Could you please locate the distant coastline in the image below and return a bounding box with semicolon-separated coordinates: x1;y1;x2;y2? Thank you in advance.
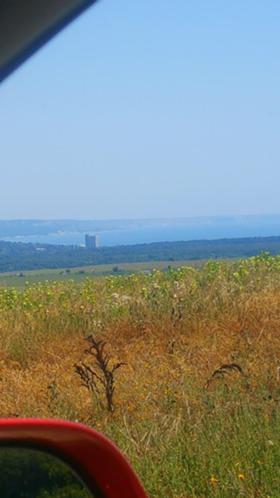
1;215;280;247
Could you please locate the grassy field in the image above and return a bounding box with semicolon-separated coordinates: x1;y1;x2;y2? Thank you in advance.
1;253;280;496
0;259;203;289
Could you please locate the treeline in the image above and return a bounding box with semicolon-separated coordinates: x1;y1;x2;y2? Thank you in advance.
1;236;280;272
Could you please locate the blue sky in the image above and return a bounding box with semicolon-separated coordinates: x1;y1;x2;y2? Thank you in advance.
0;0;279;219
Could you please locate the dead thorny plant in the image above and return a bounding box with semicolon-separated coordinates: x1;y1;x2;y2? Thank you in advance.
205;363;245;389
74;335;125;412
47;379;59;410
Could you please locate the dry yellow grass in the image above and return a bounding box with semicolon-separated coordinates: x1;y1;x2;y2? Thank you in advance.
1;253;280;496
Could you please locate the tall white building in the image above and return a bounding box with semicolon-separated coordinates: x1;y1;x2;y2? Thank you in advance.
85;234;99;249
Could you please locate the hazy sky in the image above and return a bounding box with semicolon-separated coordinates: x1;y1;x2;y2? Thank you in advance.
0;0;279;219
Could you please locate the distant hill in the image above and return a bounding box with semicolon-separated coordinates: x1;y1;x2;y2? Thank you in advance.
1;216;280;247
0;219;134;237
1;236;280;273
1;215;280;240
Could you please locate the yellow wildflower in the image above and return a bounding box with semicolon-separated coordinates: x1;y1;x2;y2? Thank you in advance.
209;475;218;486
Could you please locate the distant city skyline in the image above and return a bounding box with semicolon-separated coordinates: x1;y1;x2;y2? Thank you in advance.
1;1;279;219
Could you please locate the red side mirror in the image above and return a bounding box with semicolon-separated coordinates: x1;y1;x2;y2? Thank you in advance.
0;418;147;498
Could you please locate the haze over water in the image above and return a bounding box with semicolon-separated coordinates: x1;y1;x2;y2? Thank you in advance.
2;216;280;247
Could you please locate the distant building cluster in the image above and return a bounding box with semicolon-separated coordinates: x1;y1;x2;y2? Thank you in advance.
85;234;99;249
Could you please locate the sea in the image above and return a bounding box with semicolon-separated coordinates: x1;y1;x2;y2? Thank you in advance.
3;216;280;247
